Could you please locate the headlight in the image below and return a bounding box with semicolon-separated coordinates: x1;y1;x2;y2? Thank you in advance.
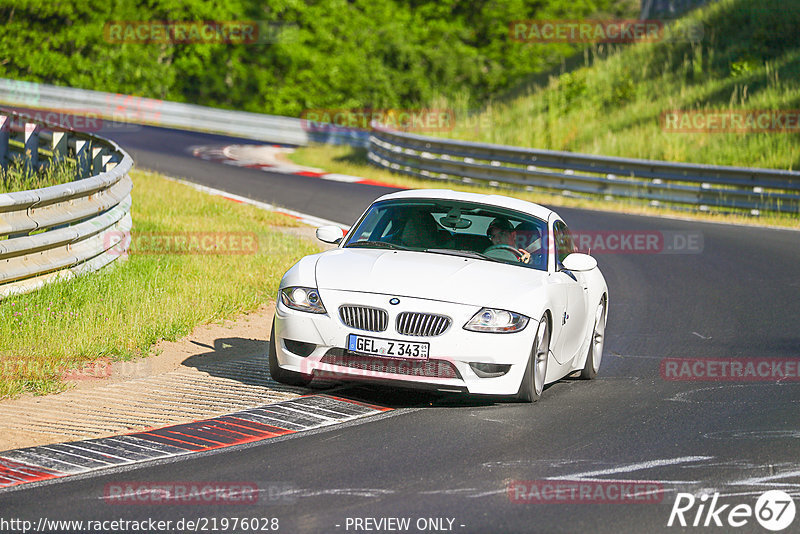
280;286;327;314
464;308;529;333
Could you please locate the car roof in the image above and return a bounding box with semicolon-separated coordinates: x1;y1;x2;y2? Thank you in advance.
374;189;557;222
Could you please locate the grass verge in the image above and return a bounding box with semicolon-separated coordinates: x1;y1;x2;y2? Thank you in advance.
288;144;800;229
0;153;78;194
434;0;800;170
0;169;320;399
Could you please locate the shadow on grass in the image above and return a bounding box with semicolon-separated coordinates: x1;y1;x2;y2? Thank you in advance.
332;146;370;165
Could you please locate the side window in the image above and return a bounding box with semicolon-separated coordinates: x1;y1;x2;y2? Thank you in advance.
553;221;575;266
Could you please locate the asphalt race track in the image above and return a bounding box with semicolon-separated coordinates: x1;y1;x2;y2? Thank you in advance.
2;124;799;533
100;124;386;225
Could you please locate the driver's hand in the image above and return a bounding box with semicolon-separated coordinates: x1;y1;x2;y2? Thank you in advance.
518;249;531;263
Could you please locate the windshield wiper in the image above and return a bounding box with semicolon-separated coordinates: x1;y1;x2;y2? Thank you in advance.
345;240;409;250
423;248;503;263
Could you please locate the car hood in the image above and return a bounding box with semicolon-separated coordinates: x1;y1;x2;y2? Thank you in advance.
315;248;547;308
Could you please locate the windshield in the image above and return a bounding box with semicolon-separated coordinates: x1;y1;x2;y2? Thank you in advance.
343;199;548;271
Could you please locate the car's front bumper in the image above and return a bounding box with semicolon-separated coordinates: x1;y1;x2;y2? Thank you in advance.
273;289;536;396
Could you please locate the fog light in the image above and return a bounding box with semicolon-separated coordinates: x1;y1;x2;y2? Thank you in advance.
469;362;512;378
283;339;317;357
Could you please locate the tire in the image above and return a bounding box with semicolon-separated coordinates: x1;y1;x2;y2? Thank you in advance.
580;297;606;380
268;319;312;387
514;314;550;402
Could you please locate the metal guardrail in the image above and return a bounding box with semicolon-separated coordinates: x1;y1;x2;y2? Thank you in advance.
0;110;133;299
4;78;796;214
0;78;369;147
368;125;800;214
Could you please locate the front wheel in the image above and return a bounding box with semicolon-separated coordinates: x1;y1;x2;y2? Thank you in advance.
268;319;312;387
514;315;550;402
579;297;606;379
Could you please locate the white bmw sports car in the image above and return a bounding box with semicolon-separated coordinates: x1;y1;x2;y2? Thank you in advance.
270;189;608;402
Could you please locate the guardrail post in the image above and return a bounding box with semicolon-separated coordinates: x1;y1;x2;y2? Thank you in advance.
24;122;40;173
92;146;108;175
74;139;90;177
0;114;8;168
104;152;122;171
50;131;68;162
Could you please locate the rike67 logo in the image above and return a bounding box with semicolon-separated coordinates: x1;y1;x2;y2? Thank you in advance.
668;490;796;531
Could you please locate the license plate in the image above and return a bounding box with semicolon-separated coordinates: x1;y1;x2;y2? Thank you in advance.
347;334;429;360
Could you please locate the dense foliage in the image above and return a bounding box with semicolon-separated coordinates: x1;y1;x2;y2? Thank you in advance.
0;0;636;115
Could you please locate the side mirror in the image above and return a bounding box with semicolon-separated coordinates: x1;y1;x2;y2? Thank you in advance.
316;225;345;245
561;253;597;272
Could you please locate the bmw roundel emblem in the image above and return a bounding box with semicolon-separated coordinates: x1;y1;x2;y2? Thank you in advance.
389;298;400;305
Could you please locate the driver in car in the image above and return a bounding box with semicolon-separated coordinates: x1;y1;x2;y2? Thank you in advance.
486;217;531;263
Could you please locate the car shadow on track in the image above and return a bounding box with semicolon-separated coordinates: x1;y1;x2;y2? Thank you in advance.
179;337;280;389
179;336;571;410
324;383;565;410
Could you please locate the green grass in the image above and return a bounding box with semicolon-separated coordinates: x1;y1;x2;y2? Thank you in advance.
0;154;78;193
288;144;800;229
434;0;800;171
0;169;319;400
